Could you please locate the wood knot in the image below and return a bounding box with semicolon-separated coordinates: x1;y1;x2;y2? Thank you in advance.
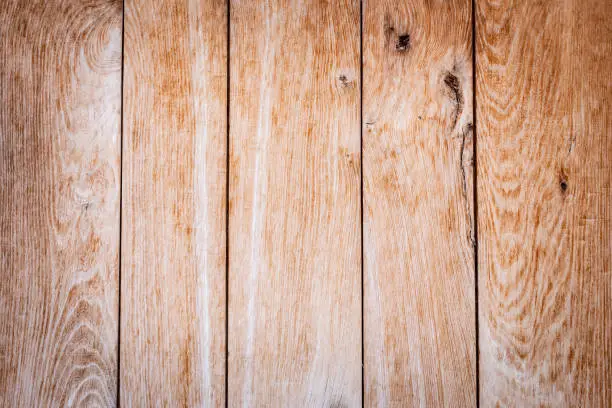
443;69;464;129
396;34;411;51
338;74;353;89
444;72;461;98
558;167;569;194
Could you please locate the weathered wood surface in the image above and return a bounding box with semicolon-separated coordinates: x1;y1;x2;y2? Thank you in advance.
121;0;227;405
477;0;611;405
362;0;476;406
0;0;122;405
228;0;362;405
3;1;611;406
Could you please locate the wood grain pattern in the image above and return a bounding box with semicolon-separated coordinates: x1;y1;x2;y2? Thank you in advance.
121;0;227;405
477;0;611;405
362;0;476;406
0;0;122;406
228;0;361;405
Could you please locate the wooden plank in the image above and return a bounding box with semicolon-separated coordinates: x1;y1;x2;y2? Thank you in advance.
362;0;476;406
477;0;611;405
121;0;227;405
228;0;361;405
0;0;121;405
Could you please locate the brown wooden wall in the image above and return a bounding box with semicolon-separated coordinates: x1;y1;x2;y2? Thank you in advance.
1;0;610;406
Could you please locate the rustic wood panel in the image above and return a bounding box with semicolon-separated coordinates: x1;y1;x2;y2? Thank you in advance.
362;0;476;406
0;0;122;405
228;0;362;405
121;0;227;405
477;0;611;405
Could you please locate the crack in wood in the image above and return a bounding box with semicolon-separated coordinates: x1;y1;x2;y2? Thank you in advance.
444;68;464;130
460;123;475;247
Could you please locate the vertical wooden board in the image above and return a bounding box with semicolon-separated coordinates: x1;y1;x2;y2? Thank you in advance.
228;0;361;405
362;0;476;406
477;0;611;405
121;0;227;405
0;0;121;406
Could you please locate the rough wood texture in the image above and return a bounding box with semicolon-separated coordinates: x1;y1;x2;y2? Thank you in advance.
228;0;362;405
477;0;611;405
0;0;122;406
121;0;227;405
362;0;476;406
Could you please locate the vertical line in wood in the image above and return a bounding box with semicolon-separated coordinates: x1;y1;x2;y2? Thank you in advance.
225;1;231;407
360;0;365;407
118;0;125;406
471;0;480;406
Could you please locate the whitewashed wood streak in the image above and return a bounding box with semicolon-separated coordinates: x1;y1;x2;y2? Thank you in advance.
0;0;122;406
478;0;611;405
121;0;227;405
363;0;476;406
228;0;362;406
